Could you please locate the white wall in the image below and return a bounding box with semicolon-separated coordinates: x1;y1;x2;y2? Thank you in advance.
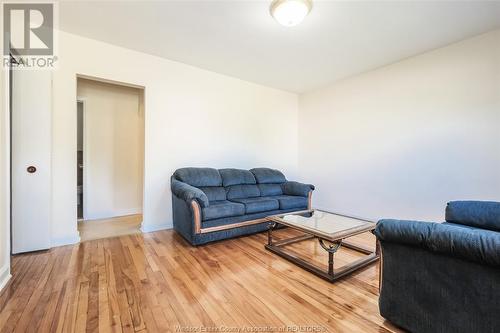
52;31;298;241
299;29;500;222
77;79;144;220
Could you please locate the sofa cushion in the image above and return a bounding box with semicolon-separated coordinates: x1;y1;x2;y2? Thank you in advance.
219;168;256;186
250;168;286;184
230;197;279;214
202;200;245;221
199;186;226;201
266;195;308;210
445;201;500;232
174;167;222;187
258;184;283;196
201;208;311;230
226;184;261;200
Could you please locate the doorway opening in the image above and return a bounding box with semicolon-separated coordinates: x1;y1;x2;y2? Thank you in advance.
76;77;145;242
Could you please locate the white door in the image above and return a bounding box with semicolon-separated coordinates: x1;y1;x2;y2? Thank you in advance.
11;69;52;254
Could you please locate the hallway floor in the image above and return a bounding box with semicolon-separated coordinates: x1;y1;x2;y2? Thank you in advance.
77;214;142;242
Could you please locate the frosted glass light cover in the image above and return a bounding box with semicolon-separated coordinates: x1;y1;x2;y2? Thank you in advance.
270;0;312;27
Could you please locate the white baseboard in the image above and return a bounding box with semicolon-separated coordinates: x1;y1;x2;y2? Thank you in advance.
140;223;172;233
51;232;81;248
0;264;11;292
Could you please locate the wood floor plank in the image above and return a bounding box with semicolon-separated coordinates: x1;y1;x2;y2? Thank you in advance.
169;237;255;327
1;253;51;333
0;228;403;333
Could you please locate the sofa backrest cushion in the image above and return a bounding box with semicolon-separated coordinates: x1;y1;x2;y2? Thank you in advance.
250;168;286;184
199;186;226;202
445;201;500;232
173;167;222;187
226;184;261;200
258;184;283;196
219;168;256;186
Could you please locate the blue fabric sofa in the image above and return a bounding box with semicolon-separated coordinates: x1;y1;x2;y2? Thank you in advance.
171;167;314;245
374;201;500;333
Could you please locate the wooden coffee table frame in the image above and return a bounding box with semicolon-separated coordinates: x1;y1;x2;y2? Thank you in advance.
265;211;380;282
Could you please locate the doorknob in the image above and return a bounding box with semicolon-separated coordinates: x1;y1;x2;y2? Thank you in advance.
27;166;37;173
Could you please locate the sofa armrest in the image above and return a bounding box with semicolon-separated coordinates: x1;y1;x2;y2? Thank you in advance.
282;181;315;197
171;179;209;208
374;219;500;267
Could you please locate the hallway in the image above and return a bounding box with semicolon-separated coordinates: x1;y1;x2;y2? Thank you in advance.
77;214;142;242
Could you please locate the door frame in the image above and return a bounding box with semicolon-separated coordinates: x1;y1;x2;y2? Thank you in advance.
1;56;12;285
76;98;88;220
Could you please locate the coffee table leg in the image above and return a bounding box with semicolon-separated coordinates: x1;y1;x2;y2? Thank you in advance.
328;252;333;276
319;239;342;278
267;222;278;246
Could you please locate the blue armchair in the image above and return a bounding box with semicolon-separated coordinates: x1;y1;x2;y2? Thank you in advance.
374;201;500;333
171;167;314;245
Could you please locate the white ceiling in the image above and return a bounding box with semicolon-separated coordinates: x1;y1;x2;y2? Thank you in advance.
59;1;500;93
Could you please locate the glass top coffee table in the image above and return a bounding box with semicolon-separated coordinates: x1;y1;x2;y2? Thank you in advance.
266;209;379;282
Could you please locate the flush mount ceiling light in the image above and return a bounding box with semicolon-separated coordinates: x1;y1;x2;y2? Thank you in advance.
270;0;312;27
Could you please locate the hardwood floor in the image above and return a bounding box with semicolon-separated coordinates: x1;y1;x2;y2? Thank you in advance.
0;228;403;333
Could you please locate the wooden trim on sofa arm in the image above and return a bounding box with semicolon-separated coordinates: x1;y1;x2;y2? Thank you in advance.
190;199;313;235
191;200;202;234
307;190;313;210
200;218;270;234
